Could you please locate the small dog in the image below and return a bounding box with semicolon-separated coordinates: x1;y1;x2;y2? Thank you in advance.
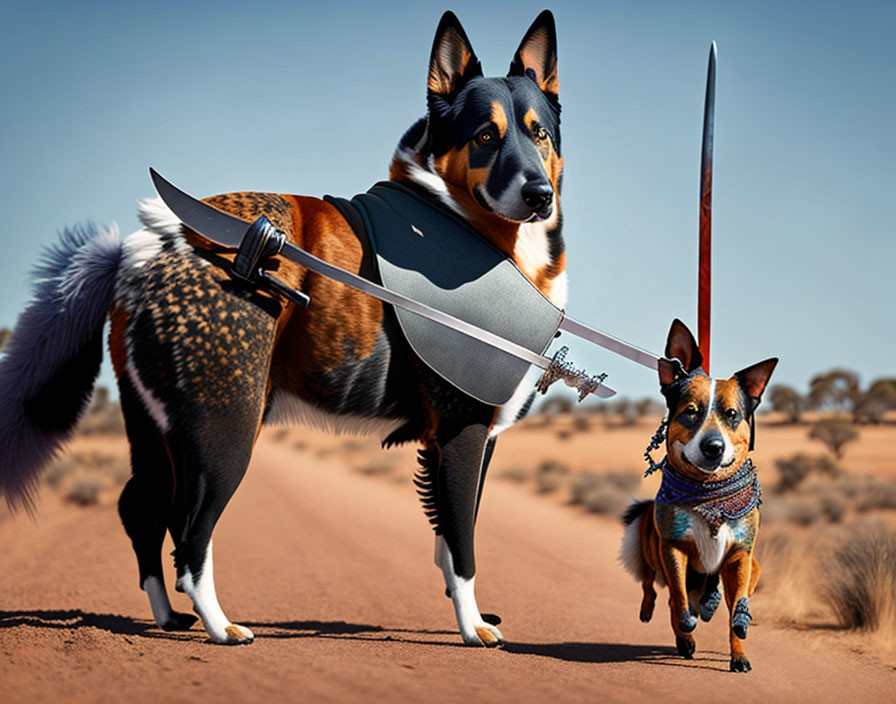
0;11;564;647
620;319;777;672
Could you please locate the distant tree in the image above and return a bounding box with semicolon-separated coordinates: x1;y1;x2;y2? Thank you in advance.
0;327;11;351
853;378;896;424
634;397;665;418
769;384;803;424
809;417;859;459
540;397;574;416
808;369;861;412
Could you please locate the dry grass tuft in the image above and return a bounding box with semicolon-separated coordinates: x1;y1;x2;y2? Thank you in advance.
819;527;896;633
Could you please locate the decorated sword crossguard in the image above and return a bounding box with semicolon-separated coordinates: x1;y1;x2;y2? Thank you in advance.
535;346;608;402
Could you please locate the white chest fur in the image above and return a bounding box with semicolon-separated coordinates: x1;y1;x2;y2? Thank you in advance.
683;511;734;574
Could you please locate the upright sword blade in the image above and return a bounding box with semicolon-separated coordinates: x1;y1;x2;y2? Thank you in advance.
698;41;716;374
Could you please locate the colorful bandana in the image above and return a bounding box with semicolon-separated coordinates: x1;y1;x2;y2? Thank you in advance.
654;457;761;535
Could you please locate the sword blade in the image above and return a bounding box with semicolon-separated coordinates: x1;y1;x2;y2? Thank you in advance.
698;41;716;374
149;168;616;399
150;167;249;247
558;317;659;370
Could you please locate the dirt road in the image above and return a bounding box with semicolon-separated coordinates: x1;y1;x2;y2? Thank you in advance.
1;434;893;702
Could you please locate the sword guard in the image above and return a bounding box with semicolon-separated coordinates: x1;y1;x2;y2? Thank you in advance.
230;215;309;307
232;215;286;283
536;346;608;402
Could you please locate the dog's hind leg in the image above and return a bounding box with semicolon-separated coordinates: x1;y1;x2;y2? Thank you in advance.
117;379;196;631
424;410;503;647
170;413;262;645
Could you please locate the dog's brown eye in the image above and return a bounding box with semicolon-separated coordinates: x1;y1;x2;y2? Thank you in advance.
535;126;548;141
684;403;699;415
726;409;739;420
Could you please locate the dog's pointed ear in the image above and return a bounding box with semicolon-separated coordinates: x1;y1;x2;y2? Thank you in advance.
427;11;483;107
508;10;559;107
662;319;703;378
734;358;779;405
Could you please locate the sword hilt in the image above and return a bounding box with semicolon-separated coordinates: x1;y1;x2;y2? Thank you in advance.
536;346;608;402
232;215;286;282
232;215;310;308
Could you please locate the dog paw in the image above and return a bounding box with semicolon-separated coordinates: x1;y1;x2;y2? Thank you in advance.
699;589;722;622
676;635;696;659
160;611;198;632
639;608;653;623
679;611;698;633
218;623;254;645
730;655;752;673
464;622;504;648
732;597;752;639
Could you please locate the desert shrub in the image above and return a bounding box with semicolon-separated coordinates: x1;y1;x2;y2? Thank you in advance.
854;480;896;513
774;453;840;493
809;417;859;459
818;527;896;631
535;460;570;494
357;455;397;476
44;457;76;488
499;467;530;484
818;492;847;523
569;471;639;515
64;474;105;505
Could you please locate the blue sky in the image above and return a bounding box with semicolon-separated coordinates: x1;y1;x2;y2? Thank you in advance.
1;0;894;402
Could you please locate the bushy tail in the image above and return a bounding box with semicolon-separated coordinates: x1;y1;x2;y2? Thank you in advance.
619;500;653;583
0;223;122;511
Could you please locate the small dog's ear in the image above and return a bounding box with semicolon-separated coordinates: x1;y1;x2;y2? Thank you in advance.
428;11;483;107
507;10;559;107
735;358;779;404
664;319;703;375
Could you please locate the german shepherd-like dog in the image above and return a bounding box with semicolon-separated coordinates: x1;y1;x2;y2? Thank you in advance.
0;12;565;646
620;320;777;672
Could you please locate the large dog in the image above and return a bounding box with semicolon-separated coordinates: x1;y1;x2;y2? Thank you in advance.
620;320;777;671
0;11;565;646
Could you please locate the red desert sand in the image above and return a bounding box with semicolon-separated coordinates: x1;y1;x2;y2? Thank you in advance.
2;416;895;703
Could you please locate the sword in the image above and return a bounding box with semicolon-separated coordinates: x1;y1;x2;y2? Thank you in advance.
149;168;630;400
698;41;716;374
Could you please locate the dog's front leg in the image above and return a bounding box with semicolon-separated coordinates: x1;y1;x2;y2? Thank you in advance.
428;419;503;647
720;548;755;672
659;543;697;658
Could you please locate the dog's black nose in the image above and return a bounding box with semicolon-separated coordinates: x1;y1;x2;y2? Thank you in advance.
521;181;553;215
700;434;725;461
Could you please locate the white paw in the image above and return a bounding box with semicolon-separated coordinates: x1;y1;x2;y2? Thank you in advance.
463;621;504;647
212;623;254;645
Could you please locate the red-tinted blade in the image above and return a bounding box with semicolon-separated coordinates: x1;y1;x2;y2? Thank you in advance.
698;41;716;374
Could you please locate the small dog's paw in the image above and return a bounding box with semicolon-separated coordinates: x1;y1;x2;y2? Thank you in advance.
160;611;198;632
221;623;255;645
730;655;752;673
466;622;504;648
639;608;653;623
699;589;722;622
676;635;696;659
679;611;698;633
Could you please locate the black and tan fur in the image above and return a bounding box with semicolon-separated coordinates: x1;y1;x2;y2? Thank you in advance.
620;320;777;671
0;11;566;647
